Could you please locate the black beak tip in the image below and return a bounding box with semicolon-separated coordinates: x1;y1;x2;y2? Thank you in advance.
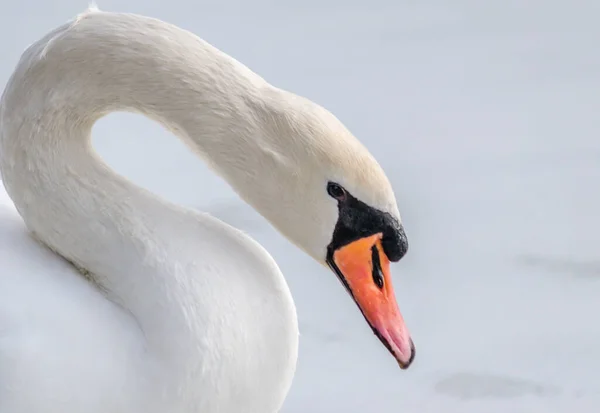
398;338;416;370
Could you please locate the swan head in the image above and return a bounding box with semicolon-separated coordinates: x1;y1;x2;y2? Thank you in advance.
218;88;415;369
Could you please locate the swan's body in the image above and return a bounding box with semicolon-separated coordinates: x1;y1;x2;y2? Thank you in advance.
0;8;413;413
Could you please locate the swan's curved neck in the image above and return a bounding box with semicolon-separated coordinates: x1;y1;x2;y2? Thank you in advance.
0;11;296;373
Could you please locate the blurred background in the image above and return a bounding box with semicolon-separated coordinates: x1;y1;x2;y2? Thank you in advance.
1;1;599;412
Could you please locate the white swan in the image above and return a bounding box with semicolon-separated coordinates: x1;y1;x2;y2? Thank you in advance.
0;8;414;413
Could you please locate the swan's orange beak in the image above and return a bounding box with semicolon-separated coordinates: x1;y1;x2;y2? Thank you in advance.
329;233;415;369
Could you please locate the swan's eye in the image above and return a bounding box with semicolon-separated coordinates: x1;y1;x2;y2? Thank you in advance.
327;182;347;201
